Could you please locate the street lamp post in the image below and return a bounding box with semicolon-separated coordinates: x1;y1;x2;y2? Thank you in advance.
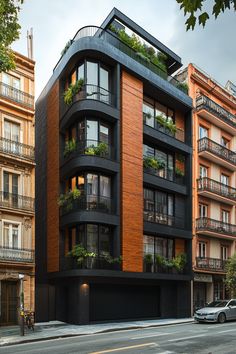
19;273;24;336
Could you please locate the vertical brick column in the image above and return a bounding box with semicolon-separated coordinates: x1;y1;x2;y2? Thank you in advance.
121;71;143;272
47;81;60;272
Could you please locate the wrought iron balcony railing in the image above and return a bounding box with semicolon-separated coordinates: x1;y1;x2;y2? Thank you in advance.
196;217;236;236
0;246;34;263
0;192;35;212
198;137;236;165
143;209;185;229
0;136;34;161
54;26;188;94
196;95;236;128
197;177;236;201
0;82;34;109
60;194;113;216
143;113;185;142
195;257;227;272
63;139;115;162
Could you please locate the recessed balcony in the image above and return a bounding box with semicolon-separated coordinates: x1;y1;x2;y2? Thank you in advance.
60;194;113;216
195;257;226;273
0;136;35;162
198;137;236;171
196;217;236;239
60;255;120;271
0;82;34;109
0;192;35;213
143;210;184;229
196;95;236;133
0;246;34;263
197;177;236;205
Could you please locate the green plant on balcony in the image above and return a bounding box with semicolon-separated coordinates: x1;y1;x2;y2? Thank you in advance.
63;78;84;105
165;120;177;134
155;113;167;127
104;254;122;265
143;156;165;170
85;142;108;156
63;138;77;157
58;187;81;211
175;166;185;177
144;253;153;272
172;253;187;272
61;39;73;56
144;112;153;120
176;81;189;94
68;244;97;266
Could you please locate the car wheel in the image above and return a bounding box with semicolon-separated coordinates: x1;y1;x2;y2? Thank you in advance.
218;312;226;324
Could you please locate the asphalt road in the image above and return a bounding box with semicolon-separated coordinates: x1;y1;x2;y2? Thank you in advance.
1;321;236;354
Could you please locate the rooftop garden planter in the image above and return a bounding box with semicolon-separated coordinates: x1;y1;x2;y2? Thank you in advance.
176;81;189;94
61;39;73;56
63;78;84;105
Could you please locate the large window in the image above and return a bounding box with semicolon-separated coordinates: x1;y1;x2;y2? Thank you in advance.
69;60;110;104
143;144;174;180
144;188;174;224
68;224;112;257
143;96;174;129
143;235;174;260
2;222;20;249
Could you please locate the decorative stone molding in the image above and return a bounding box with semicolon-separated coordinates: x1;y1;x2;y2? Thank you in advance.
24;217;32;230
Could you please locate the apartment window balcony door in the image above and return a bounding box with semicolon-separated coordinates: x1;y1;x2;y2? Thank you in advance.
3;120;21;155
221;174;229;196
3;172;19;208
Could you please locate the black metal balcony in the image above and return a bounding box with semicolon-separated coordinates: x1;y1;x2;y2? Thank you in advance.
196;217;236;236
0;246;34;263
143;164;185;185
60;255;120;271
196;95;236;128
198;137;236;165
197;177;236;201
143;209;185;229
0;136;34;161
60;194;113;216
143;113;185;142
0;192;35;212
61;84;116;117
63;139;115;162
54;26;188;94
196;257;227;272
0;82;34;109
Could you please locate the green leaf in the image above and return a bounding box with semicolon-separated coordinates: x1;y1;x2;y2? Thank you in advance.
198;12;210;26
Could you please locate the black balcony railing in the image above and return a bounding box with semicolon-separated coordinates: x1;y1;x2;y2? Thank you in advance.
0;246;34;263
54;26;188;94
61;84;116;116
196;95;236;128
0;136;34;161
63;139;115;162
60;255;120;271
143;259;187;274
143;113;185;142
60;194;113;216
143;164;185;185
196;217;236;236
198;137;236;165
197;177;236;201
0;82;34;109
196;257;227;272
0;192;35;212
143;209;185;229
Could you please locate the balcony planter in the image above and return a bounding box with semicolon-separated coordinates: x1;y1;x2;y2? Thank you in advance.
85;142;108;157
63;138;77;158
58;187;81;211
143;156;165;174
144;254;153;272
63;78;84;105
85;254;97;269
172;253;187;274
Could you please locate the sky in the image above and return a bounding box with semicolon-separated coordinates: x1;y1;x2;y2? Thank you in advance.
12;0;236;99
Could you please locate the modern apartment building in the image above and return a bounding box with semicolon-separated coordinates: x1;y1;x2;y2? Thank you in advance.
36;8;192;324
177;64;236;309
0;52;35;325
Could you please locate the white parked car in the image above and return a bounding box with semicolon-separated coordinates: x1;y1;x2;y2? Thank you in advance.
194;299;236;323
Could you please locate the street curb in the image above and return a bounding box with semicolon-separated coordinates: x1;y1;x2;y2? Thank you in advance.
0;319;194;347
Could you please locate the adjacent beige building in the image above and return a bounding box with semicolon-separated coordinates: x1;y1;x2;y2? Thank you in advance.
0;52;35;325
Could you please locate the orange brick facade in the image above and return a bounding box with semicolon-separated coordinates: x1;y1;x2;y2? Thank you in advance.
121;71;143;272
47;81;60;272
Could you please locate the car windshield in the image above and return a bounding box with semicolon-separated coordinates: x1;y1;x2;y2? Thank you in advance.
206;300;228;308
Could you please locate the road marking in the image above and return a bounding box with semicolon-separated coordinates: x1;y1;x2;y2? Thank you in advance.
130;332;171;340
89;342;158;353
168;333;206;342
218;329;236;333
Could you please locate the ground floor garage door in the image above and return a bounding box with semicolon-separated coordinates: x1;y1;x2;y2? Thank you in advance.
90;284;160;322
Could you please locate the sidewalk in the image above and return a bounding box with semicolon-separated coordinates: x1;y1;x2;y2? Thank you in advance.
0;317;194;347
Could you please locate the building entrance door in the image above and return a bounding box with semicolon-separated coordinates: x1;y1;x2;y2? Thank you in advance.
194;282;206;311
0;281;19;325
